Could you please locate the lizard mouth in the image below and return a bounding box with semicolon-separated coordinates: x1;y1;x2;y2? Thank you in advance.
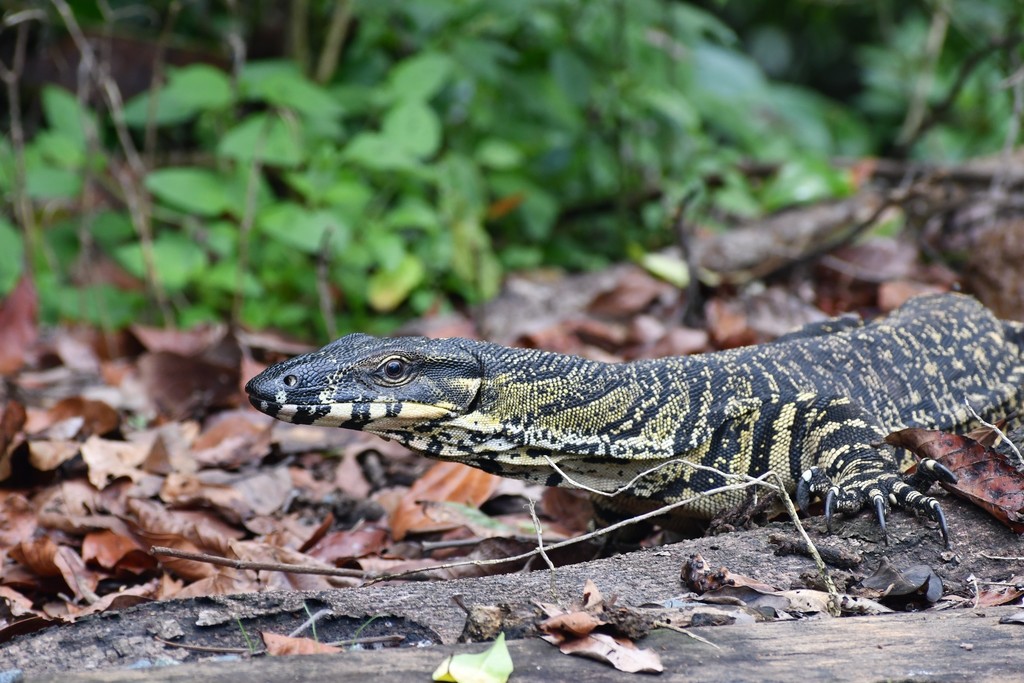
246;395;454;428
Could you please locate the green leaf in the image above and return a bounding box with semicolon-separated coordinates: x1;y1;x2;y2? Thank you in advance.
114;231;207;291
475;139;523;170
451;216;501;302
145;168;233;216
367;252;426;312
0;216;25;295
41;86;93;148
25;166;82;200
381;100;442;158
385;198;441;232
34;131;86;170
432;632;513;683
124;64;233;127
218;113;307;167
343;133;420;172
388;52;454;102
258;203;348;254
550;48;592;106
240;61;343;119
637;251;689;289
760;157;854;211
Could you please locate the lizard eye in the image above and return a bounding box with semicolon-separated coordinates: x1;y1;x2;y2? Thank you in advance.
284;374;298;387
380;357;410;382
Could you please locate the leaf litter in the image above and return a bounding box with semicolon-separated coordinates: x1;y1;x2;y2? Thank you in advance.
1;216;1023;662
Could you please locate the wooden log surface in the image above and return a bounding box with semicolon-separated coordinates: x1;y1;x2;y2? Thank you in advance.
47;605;1024;683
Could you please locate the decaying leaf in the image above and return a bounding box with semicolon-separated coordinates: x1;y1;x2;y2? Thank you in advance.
859;557;943;607
537;580;661;674
0;400;27;482
0;276;38;375
390;461;501;540
974;574;1024;607
681;553;778;594
261;631;342;655
555;632;664;674
433;631;514;683
885;428;1024;533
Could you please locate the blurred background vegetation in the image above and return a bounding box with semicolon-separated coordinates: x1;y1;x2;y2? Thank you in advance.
1;0;1021;341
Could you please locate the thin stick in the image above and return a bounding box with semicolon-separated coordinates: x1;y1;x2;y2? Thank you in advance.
365;474;778;585
149;546;366;579
654;621;720;650
768;472;840;617
964;398;1023;467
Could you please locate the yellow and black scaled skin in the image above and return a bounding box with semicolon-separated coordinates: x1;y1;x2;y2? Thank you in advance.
246;293;1024;545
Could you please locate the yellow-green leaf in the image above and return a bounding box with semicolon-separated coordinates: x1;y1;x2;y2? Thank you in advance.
367;253;426;312
432;633;513;683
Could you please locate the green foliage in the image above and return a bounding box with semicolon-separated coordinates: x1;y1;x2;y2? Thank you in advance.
3;0;1019;339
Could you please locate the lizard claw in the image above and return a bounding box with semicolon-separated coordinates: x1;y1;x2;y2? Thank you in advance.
873;495;888;545
824;488;836;532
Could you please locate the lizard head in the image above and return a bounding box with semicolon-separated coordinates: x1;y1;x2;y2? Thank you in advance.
245;334;483;430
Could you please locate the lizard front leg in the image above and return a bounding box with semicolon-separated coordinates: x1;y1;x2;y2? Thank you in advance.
791;395;955;546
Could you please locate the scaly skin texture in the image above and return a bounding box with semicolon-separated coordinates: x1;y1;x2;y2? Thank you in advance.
246;293;1024;542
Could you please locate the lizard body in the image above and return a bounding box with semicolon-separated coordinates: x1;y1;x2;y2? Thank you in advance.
246;293;1024;543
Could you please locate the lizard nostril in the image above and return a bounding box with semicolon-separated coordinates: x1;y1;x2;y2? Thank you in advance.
283;374;298;387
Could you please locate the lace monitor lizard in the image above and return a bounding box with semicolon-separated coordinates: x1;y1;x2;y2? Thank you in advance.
246;293;1024;545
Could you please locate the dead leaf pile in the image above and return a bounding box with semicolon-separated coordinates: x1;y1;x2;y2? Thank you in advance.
537;580;663;674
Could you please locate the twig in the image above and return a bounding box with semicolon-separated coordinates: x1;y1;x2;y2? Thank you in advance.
897;32;1024;155
0;11;43;271
149;546;367;579
980;553;1024;561
51;0;172;325
767;472;840;617
365;474;779;585
542;453;755;498
289;0;311;73
896;6;949;147
327;634;406;647
154;637;256;655
315;0;353;85
289;608;333;638
316;227;337;339
964;398;1024;467
654;621;720;650
527;499;555;572
143;1;182;161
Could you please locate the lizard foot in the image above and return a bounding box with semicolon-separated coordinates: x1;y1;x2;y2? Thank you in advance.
795;466;951;547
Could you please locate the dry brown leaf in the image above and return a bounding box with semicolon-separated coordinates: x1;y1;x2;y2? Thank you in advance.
9;537;98;602
80;435;151;489
64;580;157;619
306;527;389;565
886;428;1024;533
228;540;357;591
125;499;234;581
261;631;341;655
81;529;156;575
130;323;228;356
390;461;501;540
0;400;27;483
975;575;1024;607
0;492;37;548
0;276;38;375
137;351;239;419
540;488;594;536
548;632;663;674
587;266;675;318
41;397;120;439
191;409;273;468
538;611;604;640
170;568;257;598
27;440;81;472
160;466;291;523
